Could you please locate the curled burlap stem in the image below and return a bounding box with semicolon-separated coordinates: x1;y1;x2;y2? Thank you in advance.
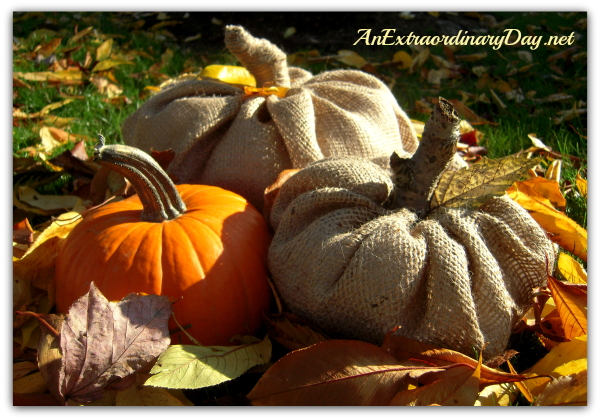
224;25;291;88
390;97;460;216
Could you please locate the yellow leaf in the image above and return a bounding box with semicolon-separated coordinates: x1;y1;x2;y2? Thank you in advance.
507;189;587;261
392;51;413;69
96;38;113;61
545;159;562;182
547;275;587;339
576;172;587;198
337;50;367;68
524;335;587;396
535;367;586;406
507;360;533;403
115;384;186;406
508;177;566;211
199;64;256;86
39;99;76;116
69;26;93;44
13;361;39;381
557;253;586;284
92;59;134;72
411;119;425;138
37;37;62;58
475;383;518;406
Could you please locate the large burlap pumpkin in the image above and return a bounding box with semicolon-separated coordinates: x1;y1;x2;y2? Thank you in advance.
267;100;556;360
122;25;427;210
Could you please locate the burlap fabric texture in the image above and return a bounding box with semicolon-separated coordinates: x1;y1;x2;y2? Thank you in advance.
268;157;557;359
122;25;422;211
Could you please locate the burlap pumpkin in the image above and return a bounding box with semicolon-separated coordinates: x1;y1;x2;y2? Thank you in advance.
267;102;556;360
122;25;424;210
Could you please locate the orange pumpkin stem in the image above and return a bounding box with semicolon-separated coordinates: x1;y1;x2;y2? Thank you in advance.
93;135;186;222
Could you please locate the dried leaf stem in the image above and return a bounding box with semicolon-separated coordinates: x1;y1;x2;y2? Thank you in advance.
390;97;460;215
93;134;186;222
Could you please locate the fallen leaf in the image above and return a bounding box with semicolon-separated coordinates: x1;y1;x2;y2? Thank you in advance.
410;48;430;71
547;46;579;63
381;334;533;389
283;27;296;38
56;283;172;403
13;361;38;381
92;59;134;72
557;253;586;284
389;353;482;406
507;360;533;403
36;313;65;404
507;186;587;261
534;369;586;406
524;335;587;396
18;186;81;212
475;383;518;406
392;51;412;69
115;374;187;406
247;339;437;405
263;312;329;351
13;392;61;406
145;335;272;389
13;372;49;394
431;156;543;210
575;172;587;198
546;276;587;339
69;26;93;44
337;50;367;68
96;38;113;61
455;52;488;62
508;177;566;211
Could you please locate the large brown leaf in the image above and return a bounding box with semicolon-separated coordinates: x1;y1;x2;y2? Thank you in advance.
247;340;442;406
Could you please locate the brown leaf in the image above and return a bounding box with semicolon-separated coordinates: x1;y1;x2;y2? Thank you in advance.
247;339;439;405
381;333;533;389
57;283;172;404
13;392;61;406
546;276;587;339
263;312;329;351
389;353;482;406
36;313;65;404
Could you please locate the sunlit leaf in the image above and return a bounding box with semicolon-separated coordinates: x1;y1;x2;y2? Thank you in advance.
534;368;586;406
91;59;134;73
507;360;533;403
508;177;566;211
337;50;367;68
507;186;587;261
247;340;438;405
547;276;587;339
431;155;542;209
96;38;113;61
557;252;587;284
145;336;272;389
17;186;81;212
69;26;93;44
576;172;587;198
475;383;518;406
13;372;48;394
410;48;430;70
199;64;256;86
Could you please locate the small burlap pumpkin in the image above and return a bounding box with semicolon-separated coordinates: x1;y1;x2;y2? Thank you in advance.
122;25;424;210
267;100;556;360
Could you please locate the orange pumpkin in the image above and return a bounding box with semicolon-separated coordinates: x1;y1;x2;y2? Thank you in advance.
55;137;272;346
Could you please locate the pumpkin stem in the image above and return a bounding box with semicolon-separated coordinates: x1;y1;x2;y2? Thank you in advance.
93;135;186;222
389;97;460;216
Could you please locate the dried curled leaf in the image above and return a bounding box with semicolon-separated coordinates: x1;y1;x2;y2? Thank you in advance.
534;369;587;406
57;283;172;404
263;312;329;351
145;336;272;389
431;156;543;210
